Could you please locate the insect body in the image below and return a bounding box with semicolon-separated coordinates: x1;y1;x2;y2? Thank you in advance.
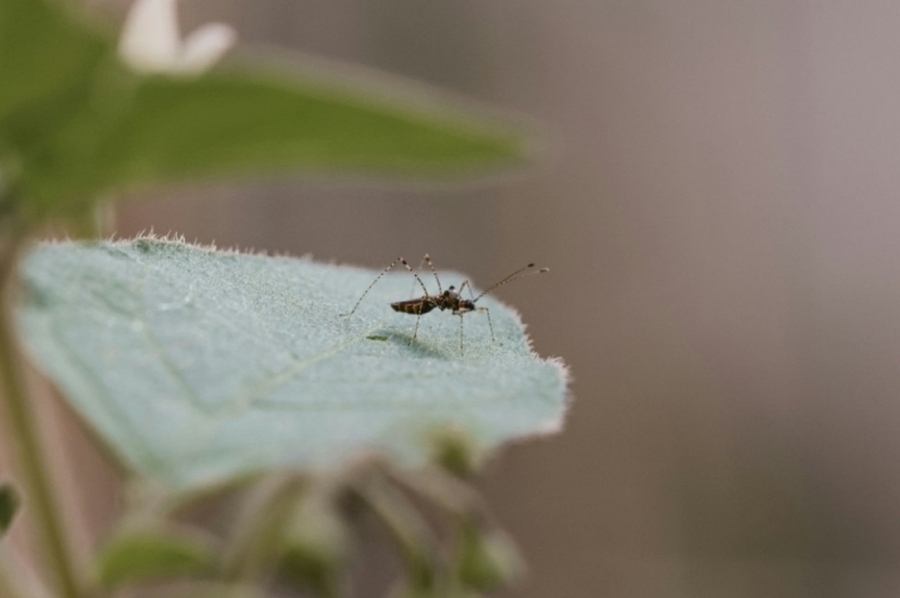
342;255;548;353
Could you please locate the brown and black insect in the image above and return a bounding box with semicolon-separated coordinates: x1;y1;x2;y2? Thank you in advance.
341;254;548;352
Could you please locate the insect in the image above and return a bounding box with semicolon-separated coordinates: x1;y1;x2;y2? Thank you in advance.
341;254;548;353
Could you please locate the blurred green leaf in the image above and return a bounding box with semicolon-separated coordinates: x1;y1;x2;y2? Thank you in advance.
19;70;530;215
0;0;109;125
96;526;216;588
142;583;268;598
109;71;529;183
0;480;20;537
0;0;119;219
18;238;568;489
429;426;483;477
279;494;349;596
455;522;521;592
0;0;531;220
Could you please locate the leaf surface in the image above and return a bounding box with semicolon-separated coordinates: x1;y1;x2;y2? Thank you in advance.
18;239;568;489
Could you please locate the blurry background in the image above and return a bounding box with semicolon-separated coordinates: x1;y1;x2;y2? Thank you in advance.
30;1;900;596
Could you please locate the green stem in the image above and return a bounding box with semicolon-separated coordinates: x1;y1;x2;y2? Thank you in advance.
355;475;439;591
380;463;486;522
0;238;83;598
220;473;303;581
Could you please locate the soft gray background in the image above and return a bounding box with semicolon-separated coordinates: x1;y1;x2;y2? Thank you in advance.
23;1;900;597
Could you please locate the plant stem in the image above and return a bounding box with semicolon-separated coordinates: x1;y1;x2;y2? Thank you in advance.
220;473;303;581
355;475;439;591
0;238;83;598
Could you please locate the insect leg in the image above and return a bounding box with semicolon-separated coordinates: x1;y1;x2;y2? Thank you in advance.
423;254;443;294
408;254;442;297
408;255;426;296
458;280;495;344
412;313;421;344
342;257;430;316
477;307;495;343
458;313;465;354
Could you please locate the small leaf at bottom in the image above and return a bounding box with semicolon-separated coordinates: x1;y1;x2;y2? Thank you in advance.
0;480;20;537
96;526;216;588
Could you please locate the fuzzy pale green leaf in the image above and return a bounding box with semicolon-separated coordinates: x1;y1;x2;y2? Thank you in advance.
18;238;568;489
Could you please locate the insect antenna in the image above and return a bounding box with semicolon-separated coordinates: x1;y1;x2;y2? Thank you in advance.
473;263;549;302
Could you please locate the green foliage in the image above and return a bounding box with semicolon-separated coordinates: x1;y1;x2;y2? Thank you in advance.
16;69;529;220
0;0;109;126
359;476;439;593
0;480;20;537
0;3;561;598
278;493;350;597
19;238;568;490
93;72;528;189
429;426;484;478
95;525;217;588
0;0;113;218
145;585;267;598
455;522;521;592
0;0;529;221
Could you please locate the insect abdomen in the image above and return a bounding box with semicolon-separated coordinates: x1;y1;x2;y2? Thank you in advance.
391;299;436;315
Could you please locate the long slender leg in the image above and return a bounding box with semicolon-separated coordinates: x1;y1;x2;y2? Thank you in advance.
405;258;432;344
423;254;443;294
476;307;495;343
458;313;464;354
405;255;425;296
342;257;429;316
458;280;495;343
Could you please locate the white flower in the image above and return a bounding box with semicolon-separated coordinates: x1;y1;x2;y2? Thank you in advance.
118;0;237;75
